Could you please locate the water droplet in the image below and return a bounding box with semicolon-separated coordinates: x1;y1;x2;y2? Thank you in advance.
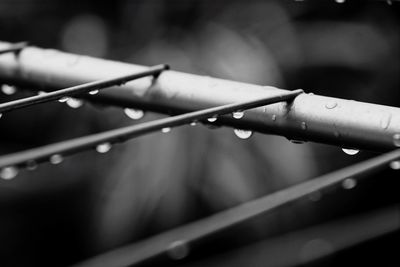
66;98;83;109
0;113;2;119
37;91;47;95
58;97;69;103
308;93;314;96
96;142;112;153
342;178;357;189
190;121;197;126
393;134;400;147
0;166;18;180
387;0;392;5
380;114;392;130
232;111;244;119
89;90;99;95
271;114;277;121
389;160;400;170
301;122;307;130
342;148;359;155
50;154;63;164
325;101;337;109
123;108;144;120
167;240;189;260
26;160;38;171
335;0;345;3
233;129;253;139
1;84;17;95
207;116;217;123
161;127;171;133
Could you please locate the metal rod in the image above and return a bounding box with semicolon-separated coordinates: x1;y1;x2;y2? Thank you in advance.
0;90;303;169
71;149;400;267
0;41;400;151
0;64;168;113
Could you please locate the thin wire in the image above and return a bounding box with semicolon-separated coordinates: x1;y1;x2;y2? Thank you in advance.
0;64;168;113
72;148;400;267
0;41;28;55
0;89;303;169
176;206;399;267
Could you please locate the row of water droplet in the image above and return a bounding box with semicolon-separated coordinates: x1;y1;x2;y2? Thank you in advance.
2;128;400;182
1;85;396;144
159;111;253;139
2;85;400;180
0;141;113;180
0;109;252;180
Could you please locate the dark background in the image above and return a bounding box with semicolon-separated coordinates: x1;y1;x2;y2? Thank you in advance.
0;0;399;266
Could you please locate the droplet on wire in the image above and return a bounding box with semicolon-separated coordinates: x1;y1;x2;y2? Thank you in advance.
232;111;244;119
50;154;63;164
0;113;2;119
389;160;400;170
1;84;17;95
89;90;99;95
0;166;18;180
190;121;197;126
207;116;217;123
58;97;70;103
325;101;337;109
335;0;345;3
161;127;171;133
96;142;112;153
123;108;144;120
393;134;400;147
167;240;190;260
342;178;357;189
233;129;253;139
66;98;83;109
380;114;391;130
342;148;359;155
26;160;38;171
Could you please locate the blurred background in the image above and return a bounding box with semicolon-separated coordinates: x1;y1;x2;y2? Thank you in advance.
0;0;399;266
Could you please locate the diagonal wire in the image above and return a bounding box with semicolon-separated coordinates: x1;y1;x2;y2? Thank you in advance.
71;148;400;267
0;89;303;169
0;64;168;114
178;205;399;267
0;41;28;55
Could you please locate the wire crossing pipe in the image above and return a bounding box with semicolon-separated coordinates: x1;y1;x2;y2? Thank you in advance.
0;41;399;151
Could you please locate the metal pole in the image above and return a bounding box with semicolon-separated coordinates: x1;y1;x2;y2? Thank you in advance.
0;41;399;151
